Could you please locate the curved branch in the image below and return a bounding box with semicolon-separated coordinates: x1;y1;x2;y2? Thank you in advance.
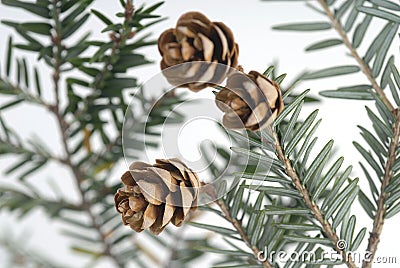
362;109;400;268
215;198;273;268
317;0;395;112
315;2;400;266
273;133;357;268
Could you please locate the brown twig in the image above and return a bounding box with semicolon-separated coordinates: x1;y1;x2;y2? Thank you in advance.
210;191;273;268
316;0;394;112
362;109;400;268
315;2;400;266
273;133;357;268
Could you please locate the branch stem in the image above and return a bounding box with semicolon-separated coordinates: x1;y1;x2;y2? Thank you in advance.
317;0;394;111
50;1;123;267
273;133;357;268
362;109;400;268
315;2;400;265
215;198;273;268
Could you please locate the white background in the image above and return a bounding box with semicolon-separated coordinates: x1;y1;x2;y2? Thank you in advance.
0;0;399;267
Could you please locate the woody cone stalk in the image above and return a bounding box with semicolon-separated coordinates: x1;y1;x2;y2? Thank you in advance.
158;11;239;91
115;158;200;235
216;71;284;131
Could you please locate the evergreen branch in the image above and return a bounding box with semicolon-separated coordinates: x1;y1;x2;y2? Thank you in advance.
0;186;81;216
1;1;186;267
49;1;123;267
55;35;125;268
273;132;357;268
85;205;124;267
362;109;400;268
0;79;51;108
317;0;395;111
0;116;64;180
0;135;64;165
214;197;273;268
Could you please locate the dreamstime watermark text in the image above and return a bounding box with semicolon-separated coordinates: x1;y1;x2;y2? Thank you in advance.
257;240;398;265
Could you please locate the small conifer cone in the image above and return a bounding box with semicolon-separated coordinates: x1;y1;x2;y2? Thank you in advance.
158;11;239;91
114;158;200;235
216;71;284;131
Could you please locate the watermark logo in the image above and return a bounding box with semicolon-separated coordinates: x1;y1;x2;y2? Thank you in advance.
257;240;398;265
336;239;348;250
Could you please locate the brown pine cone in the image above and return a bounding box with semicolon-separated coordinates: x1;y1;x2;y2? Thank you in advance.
215;71;284;131
114;158;200;235
158;11;239;92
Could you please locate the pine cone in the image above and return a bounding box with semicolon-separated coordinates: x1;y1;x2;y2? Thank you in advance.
158;11;239;92
114;158;200;235
215;71;284;131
